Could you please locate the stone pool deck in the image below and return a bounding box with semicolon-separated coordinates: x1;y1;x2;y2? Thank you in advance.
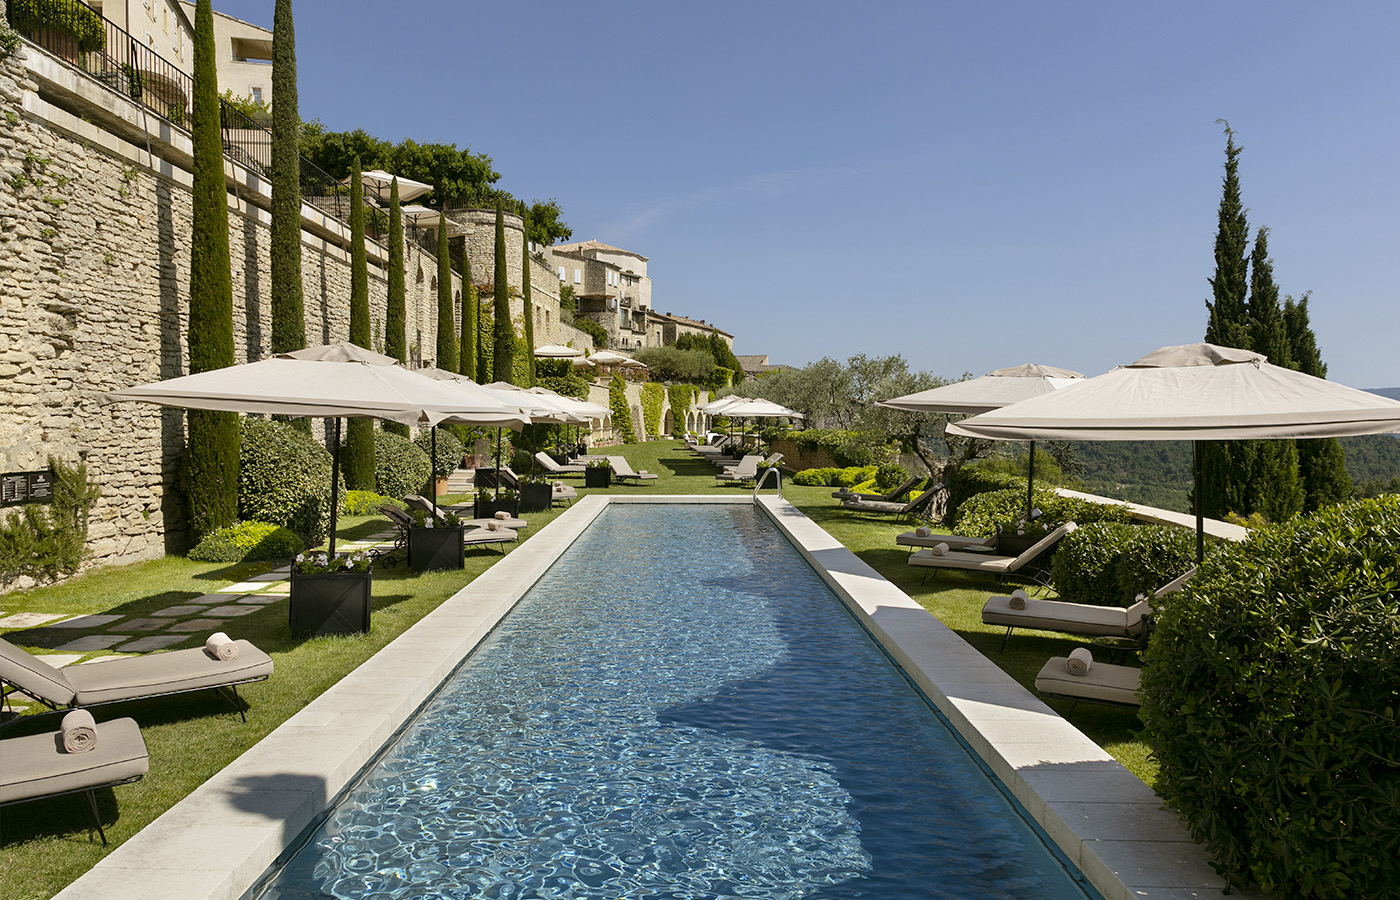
53;497;1265;900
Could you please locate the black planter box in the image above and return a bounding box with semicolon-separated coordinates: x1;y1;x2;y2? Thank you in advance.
474;496;520;519
409;525;465;572
519;483;554;513
585;466;611;488
996;532;1039;558
289;569;371;637
754;468;781;489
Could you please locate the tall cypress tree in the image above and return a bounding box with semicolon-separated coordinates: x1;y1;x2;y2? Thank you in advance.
521;225;536;387
1244;227;1302;520
343;166;376;488
185;0;238;541
381;177;408;438
491;207;515;383
268;0;303;357
1286;294;1352;511
436;212;458;372
1200;123;1259;520
459;239;476;380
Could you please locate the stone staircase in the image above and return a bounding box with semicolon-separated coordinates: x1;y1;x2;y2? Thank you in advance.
444;468;473;495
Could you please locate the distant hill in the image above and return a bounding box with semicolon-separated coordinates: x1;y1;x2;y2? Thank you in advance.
1367;387;1400;401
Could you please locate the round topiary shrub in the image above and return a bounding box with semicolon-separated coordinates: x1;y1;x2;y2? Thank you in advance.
1141;495;1400;897
239;418;341;547
374;429;431;499
944;467;1024;525
188;520;303;563
1115;523;1197;603
341;490;403;516
413;428;464;477
874;462;910;493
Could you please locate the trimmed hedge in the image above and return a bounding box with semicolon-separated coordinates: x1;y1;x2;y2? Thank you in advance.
341;490;403;516
239;418;341;547
188;521;303;563
1141;496;1400;897
790;466;877;487
783;428;894;468
874;462;909;493
1049;522;1195;605
374;429;432;499
414;428;464;478
944;467;1023;526
952;486;1135;538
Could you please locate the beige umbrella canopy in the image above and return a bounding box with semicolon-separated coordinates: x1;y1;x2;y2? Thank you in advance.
345;170;433;205
877;362;1085;517
948;342;1400;560
534;345;584;359
399;204;446;230
529;386;609;420
588;350;647;368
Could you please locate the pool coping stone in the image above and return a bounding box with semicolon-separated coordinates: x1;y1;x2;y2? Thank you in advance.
54;495;1265;900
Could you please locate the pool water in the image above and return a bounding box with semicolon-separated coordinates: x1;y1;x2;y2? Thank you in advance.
262;504;1095;899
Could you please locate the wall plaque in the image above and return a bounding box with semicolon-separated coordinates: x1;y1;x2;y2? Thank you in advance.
1;470;56;507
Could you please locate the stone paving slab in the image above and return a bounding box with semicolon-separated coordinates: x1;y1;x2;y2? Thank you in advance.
0;612;69;629
45;614;125;629
260;583;292;595
108;618;170;632
152;605;206;617
216;582;273;594
54;634;129;652
234;595;283;605
165;618;228;633
204;605;259;617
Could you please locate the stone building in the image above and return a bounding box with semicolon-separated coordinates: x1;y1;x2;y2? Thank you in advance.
177;1;273;108
646;310;734;350
552;240;653;352
90;0;194;79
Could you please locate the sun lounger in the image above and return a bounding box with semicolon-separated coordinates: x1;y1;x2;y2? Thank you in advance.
982;568;1195;650
895;529;996;554
833;475;922;503
908;521;1076;582
0;716;149;845
1035;653;1142;712
716;455;762;483
608;456;659;483
535;451;585;475
840;480;942;518
0;636;273;721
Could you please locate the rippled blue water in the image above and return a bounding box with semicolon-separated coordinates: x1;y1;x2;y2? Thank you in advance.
262;504;1094;900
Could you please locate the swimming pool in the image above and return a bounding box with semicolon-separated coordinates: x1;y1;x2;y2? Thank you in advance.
260;504;1097;900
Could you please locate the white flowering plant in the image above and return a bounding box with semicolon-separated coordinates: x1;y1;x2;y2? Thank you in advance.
293;550;372;575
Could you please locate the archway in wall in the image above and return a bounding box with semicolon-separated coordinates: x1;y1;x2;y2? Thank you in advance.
663;409;674;436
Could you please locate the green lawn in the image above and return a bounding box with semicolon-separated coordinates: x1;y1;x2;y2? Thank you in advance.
0;439;1152;899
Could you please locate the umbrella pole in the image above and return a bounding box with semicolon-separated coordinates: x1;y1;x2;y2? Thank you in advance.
1026;440;1035;521
329;417;342;559
494;428;502;501
1194;440;1205;564
431;426;438;519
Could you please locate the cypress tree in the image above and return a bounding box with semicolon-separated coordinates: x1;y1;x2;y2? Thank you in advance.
1244;227;1302;520
1286;294;1352;511
185;0;238;541
459;239;476;379
268;0;303;357
1199;123;1259;520
381;177;408;438
436;212;458;372
521;225;536;386
491;207;515;383
343;166;376;488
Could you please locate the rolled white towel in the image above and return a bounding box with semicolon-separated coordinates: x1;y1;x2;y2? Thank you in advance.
205;631;239;661
493;511;510;521
485;521;501;532
928;542;949;557
1066;647;1093;676
638;469;648;475
61;709;98;754
915;526;932;538
1008;589;1029;610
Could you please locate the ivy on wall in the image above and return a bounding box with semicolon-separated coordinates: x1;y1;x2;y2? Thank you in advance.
0;457;101;586
609;374;637;444
641;382;665;438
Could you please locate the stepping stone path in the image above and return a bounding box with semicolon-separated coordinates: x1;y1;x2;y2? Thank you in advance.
0;531;398;714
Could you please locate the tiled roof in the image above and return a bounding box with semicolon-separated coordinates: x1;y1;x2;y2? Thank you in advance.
554;239;649;261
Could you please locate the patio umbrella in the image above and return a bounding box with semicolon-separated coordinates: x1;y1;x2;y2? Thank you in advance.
415;368;537;513
105;343;527;556
534;344;584;359
480;382;590;490
529;386;609;451
876;362;1085;518
588;350;647;368
399;204;446;233
348;169;432;205
947;343;1400;561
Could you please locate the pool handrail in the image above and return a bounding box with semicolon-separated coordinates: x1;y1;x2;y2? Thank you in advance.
752;465;782;501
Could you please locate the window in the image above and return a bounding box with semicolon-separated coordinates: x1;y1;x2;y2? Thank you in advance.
574;269;582;284
251;87;262;104
558;266;565;282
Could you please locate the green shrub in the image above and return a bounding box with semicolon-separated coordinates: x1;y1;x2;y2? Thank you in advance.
9;0;106;52
341;490;403;516
641;382;665;438
1115;524;1197;602
1049;522;1138;604
0;457;100;586
874;462;909;493
188;520;302;563
239;418;341;547
373;429;432;499
790;466;878;487
608;374;636;444
783;428;894;468
944;467;1023;525
1141;496;1400;897
953;487;1135;538
413;428;464;477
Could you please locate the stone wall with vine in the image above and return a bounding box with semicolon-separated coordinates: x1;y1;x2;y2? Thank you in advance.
640;382;664;438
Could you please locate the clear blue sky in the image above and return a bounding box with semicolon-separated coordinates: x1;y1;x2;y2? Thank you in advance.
214;1;1400;388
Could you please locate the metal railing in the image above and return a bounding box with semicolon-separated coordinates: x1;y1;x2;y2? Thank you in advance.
8;1;368;238
752;466;782;501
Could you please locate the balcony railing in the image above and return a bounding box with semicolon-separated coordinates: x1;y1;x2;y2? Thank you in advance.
8;1;371;240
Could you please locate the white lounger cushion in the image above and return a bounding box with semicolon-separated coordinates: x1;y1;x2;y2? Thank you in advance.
896;531;995;551
0;717;149;805
1035;657;1141;707
982;596;1141;637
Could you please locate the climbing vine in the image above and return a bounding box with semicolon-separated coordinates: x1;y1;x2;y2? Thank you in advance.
641;383;665;438
667;384;699;436
608;374;637;444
